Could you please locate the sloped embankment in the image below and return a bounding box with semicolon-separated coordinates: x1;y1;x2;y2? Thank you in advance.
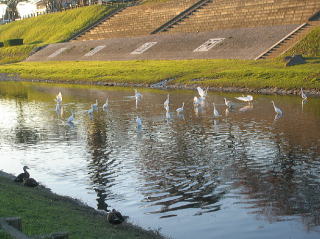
0;5;118;64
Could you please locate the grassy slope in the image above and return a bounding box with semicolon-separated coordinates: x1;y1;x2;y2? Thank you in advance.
0;58;319;90
285;25;320;57
0;5;117;64
0;175;163;239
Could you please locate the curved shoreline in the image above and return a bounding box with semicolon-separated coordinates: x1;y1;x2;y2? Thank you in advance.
0;169;165;239
1;73;320;97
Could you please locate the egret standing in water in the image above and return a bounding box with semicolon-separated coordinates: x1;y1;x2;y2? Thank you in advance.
55;103;63;118
164;94;170;110
224;98;234;108
195;87;207;105
271;101;283;115
301;88;307;100
136;116;142;129
235;95;253;103
176;102;184;114
213;103;221;118
193;96;204;106
55;92;62;104
92;99;98;111
67;112;75;124
87;105;94;115
197;86;208;99
134;89;142;100
103;98;109;111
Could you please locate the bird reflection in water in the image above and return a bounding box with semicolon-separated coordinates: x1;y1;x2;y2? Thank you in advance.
239;104;253;113
301;99;307;112
86;115;116;212
55;103;63;118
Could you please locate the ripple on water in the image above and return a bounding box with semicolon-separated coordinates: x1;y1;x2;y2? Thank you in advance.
1;83;320;239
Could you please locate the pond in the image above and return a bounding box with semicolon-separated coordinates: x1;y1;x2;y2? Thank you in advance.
0;81;320;239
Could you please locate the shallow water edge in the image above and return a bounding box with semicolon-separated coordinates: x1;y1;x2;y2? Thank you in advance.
1;73;319;97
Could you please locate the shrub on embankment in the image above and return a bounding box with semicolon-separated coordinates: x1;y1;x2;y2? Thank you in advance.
0;5;118;64
3;38;23;46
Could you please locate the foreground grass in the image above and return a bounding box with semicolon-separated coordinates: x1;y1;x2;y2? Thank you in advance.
0;174;163;239
0;58;319;90
0;5;118;64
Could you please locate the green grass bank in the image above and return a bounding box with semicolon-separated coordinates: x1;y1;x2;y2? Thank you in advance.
0;58;319;92
0;4;319;93
0;173;164;239
0;5;118;64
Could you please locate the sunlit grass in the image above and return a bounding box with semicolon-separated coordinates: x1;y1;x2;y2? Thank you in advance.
1;58;319;89
285;25;320;57
0;5;118;64
0;5;116;44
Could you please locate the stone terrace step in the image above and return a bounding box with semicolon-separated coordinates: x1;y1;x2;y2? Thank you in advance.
165;0;320;33
75;0;199;41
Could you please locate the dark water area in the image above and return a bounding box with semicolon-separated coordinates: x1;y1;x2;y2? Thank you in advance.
0;81;320;239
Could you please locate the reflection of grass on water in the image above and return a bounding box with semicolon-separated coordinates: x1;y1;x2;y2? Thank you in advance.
0;58;319;90
0;174;164;239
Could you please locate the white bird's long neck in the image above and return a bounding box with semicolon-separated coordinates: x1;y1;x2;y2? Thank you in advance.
272;102;277;110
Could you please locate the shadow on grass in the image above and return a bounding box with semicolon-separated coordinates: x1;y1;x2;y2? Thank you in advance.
305;57;320;64
30;41;43;45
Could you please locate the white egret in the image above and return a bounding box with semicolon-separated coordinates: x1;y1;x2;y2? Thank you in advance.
92;99;98;111
55;103;63;117
164;94;170;109
195;96;206;107
55;92;62;104
213;103;221;118
271;101;282;115
165;111;171;119
197;86;208;98
235;95;253;102
87;105;94;115
224;98;234;108
301;88;307;100
134;89;142;99
136;116;142;128
165;104;169;112
103;98;109;111
193;96;201;105
67;112;74;124
176;102;185;113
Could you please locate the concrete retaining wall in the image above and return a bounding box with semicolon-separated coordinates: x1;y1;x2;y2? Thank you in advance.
26;24;300;62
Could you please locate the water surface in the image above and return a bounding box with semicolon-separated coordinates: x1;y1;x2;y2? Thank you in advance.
0;81;320;239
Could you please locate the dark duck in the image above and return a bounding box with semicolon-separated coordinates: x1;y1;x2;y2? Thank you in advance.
23;177;39;187
107;209;125;225
14;166;30;182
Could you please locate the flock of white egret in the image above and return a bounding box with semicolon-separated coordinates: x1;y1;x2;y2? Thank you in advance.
54;87;309;127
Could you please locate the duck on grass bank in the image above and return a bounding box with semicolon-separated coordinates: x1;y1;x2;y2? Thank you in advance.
14;166;30;182
14;166;39;187
107;209;125;225
23;177;39;187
